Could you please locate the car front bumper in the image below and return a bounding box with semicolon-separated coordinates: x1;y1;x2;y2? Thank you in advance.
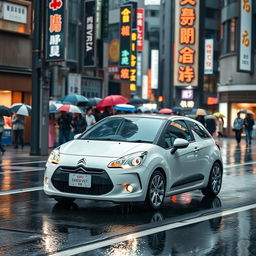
44;154;148;203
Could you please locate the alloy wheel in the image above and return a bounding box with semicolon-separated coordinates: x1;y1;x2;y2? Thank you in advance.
149;174;165;208
211;164;222;194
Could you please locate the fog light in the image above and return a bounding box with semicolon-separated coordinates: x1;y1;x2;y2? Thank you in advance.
44;177;49;185
126;184;133;193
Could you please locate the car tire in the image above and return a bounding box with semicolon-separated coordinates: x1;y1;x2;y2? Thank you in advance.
202;162;222;197
146;170;166;210
54;197;75;204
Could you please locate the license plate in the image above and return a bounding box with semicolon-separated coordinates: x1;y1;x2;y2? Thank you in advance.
69;173;91;188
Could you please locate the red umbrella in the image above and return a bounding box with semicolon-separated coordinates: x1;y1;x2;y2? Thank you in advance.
159;108;173;114
96;95;129;110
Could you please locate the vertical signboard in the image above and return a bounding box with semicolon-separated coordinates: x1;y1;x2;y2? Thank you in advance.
173;0;200;87
204;39;214;75
45;0;66;61
101;0;109;40
119;5;132;80
137;9;144;51
83;0;96;67
137;53;142;86
142;75;148;99
151;50;159;89
238;0;252;72
130;29;137;92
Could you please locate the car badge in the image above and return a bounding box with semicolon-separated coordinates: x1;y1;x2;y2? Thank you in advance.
77;158;87;167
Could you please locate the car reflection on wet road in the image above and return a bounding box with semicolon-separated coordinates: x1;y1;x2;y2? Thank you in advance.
1;139;256;256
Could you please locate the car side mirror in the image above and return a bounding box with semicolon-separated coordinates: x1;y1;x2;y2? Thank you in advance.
74;133;81;140
171;138;189;154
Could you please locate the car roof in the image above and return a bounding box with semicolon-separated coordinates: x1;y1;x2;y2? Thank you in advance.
109;114;198;122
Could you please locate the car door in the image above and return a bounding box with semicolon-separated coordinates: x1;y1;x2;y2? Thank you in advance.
160;119;200;191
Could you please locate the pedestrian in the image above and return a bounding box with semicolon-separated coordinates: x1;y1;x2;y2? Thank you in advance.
57;111;72;145
205;118;217;136
196;115;205;127
12;114;25;149
0;116;6;154
244;113;255;145
93;108;101;122
101;106;113;119
233;113;244;144
49;114;56;148
217;117;224;138
72;113;87;134
85;107;96;129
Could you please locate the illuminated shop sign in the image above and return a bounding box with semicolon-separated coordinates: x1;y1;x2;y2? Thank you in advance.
46;0;66;61
119;5;132;80
180;100;194;109
137;9;144;51
238;0;252;72
151;50;159;89
83;0;96;67
130;29;137;92
204;39;214;75
173;0;200;87
181;89;194;100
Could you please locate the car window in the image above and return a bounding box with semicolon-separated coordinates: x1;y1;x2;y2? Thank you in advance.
161;120;192;149
187;120;211;139
80;117;164;143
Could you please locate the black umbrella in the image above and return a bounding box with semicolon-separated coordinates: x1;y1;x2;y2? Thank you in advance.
87;97;102;107
173;106;184;115
0;105;12;116
129;96;149;105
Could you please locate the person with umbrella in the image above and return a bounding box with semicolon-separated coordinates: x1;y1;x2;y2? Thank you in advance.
233;113;244;144
85;107;96;129
101;106;113;119
244;113;255;145
0;116;6;154
57;111;72;145
72;113;87;135
12;114;25;149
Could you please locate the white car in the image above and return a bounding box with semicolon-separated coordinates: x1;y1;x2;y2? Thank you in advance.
44;115;222;209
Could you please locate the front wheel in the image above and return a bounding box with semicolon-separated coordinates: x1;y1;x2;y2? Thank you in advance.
54;197;76;204
202;162;222;197
146;170;166;210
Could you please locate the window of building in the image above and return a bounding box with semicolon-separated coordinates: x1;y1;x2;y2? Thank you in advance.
229;18;236;52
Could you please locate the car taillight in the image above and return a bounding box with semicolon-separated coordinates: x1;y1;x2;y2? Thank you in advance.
215;141;220;150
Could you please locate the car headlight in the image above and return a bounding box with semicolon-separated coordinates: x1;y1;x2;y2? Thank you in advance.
47;147;60;164
108;152;147;169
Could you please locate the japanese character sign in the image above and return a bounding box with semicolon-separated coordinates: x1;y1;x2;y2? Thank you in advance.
46;0;66;61
174;0;200;87
239;0;252;72
137;9;144;51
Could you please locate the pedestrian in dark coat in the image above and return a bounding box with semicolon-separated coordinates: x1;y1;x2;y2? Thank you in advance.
57;111;72;145
205;118;217;136
233;113;244;144
244;113;255;145
0;116;6;154
72;113;87;134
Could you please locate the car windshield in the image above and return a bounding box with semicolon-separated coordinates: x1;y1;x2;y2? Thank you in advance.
79;117;164;143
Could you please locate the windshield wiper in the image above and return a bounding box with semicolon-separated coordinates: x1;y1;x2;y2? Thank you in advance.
129;140;152;143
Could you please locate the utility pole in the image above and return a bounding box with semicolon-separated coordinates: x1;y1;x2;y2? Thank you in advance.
31;0;49;155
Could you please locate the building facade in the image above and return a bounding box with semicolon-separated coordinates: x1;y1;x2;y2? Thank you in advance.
218;0;256;134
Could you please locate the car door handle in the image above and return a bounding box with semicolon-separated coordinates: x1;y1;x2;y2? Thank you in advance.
194;147;200;152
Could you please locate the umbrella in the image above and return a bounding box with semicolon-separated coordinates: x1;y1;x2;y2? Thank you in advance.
11;103;31;116
172;106;184;115
158;108;173;114
60;94;88;104
87;97;102;107
138;106;151;113
205;115;217;120
49;103;63;114
238;110;254;115
114;104;136;112
96;95;129;110
0;106;12;116
213;112;225;118
57;104;83;114
190;108;209;116
129;95;149;105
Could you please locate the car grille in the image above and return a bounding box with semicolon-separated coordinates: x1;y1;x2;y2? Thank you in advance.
51;167;113;195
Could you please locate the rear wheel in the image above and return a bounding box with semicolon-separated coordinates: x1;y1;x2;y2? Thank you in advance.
146;170;166;210
202;162;222;197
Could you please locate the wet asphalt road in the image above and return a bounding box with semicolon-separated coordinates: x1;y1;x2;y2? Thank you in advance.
1;138;256;255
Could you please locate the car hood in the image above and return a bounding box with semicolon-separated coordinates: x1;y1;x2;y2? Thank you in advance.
60;139;154;158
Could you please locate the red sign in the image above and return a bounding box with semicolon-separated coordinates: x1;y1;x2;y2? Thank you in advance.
207;97;218;105
137;9;144;51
